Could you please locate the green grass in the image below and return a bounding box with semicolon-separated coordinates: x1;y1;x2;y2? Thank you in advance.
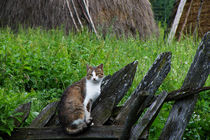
0;27;209;139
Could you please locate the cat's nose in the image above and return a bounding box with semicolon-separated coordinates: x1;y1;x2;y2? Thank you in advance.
93;78;96;81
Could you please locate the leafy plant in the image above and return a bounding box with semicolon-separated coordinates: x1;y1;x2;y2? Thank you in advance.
0;88;28;136
0;27;209;139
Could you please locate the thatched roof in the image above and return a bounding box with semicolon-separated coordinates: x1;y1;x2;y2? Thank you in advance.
168;0;210;41
0;0;159;39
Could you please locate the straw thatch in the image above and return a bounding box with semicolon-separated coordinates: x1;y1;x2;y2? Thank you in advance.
0;0;159;39
168;0;210;41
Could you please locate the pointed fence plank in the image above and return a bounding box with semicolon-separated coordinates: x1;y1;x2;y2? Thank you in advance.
13;102;31;127
160;32;210;139
130;91;168;140
92;61;138;125
119;91;152;140
30;102;58;127
115;52;172;125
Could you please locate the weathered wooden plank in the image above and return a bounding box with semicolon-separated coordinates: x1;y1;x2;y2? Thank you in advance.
143;86;210;110
166;86;210;101
10;126;123;140
115;52;172;125
119;91;151;140
13;102;31;127
45;114;60;127
30;102;58;127
160;32;210;139
92;61;138;125
92;94;116;125
130;91;168;140
115;92;153;126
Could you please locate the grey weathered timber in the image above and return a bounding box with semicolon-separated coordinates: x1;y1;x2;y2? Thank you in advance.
92;61;138;125
118;92;154;126
10;126;123;140
143;86;210;109
130;91;168;140
160;32;210;140
115;52;172;124
119;91;151;140
30;102;58;127
92;75;112;108
166;86;210;101
13;102;31;127
45;113;60;127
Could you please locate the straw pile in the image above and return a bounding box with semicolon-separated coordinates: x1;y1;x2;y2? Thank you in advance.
0;0;159;39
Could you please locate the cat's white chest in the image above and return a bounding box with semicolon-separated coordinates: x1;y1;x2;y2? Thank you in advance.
84;80;101;107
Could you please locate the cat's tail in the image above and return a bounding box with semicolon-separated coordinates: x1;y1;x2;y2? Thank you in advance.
64;119;87;135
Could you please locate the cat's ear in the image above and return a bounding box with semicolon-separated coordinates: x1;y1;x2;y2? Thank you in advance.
87;64;93;72
98;64;103;70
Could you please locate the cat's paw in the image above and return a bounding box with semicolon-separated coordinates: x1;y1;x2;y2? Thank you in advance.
86;117;93;126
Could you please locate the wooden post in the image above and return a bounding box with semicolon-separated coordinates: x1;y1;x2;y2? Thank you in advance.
193;0;204;40
178;0;194;41
168;0;187;43
65;0;79;31
160;32;210;139
82;0;99;38
71;0;83;29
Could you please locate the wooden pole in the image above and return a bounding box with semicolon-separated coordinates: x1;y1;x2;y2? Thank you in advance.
70;0;83;29
168;0;187;43
65;0;79;31
82;0;99;38
193;0;204;40
178;0;194;41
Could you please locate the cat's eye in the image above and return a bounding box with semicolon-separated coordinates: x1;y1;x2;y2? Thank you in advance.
98;74;103;76
89;74;93;76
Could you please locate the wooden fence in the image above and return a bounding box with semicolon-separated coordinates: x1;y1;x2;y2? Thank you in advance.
5;32;210;140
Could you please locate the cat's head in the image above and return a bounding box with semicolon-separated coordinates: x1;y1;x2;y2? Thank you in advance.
86;64;104;83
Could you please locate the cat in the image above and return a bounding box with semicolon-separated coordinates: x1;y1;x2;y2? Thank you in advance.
58;64;104;135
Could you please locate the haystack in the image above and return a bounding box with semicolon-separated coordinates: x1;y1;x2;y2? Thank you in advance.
168;0;210;42
0;0;159;39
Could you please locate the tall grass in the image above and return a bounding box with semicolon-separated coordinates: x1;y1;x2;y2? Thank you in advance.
0;27;209;139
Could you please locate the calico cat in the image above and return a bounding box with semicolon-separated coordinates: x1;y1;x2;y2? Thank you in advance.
58;64;104;135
